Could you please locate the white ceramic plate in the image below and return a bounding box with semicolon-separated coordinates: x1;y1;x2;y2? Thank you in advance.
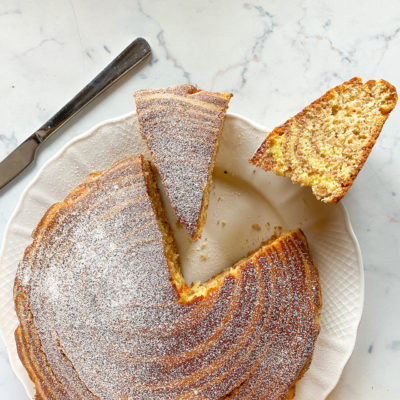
0;112;364;399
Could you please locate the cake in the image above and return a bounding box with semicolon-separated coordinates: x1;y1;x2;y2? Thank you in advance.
134;84;232;240
250;77;397;203
14;155;321;400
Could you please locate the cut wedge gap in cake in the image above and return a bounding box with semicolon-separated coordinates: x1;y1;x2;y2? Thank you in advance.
143;155;319;311
145;160;318;313
250;77;398;203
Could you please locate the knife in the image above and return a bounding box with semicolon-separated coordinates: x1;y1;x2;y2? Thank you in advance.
0;37;151;190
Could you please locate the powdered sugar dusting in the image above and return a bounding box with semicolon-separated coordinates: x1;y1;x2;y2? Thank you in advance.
135;85;232;239
14;155;320;399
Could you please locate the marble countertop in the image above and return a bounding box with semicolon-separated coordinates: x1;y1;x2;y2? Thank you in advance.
1;0;399;399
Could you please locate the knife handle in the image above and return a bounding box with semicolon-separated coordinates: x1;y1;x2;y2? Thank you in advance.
34;37;151;143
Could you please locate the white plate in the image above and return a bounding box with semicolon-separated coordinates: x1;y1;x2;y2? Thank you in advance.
0;112;364;400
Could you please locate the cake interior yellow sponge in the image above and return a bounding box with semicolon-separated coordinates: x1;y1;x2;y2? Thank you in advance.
250;77;397;203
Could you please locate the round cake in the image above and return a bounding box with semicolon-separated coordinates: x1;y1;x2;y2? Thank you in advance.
14;155;321;400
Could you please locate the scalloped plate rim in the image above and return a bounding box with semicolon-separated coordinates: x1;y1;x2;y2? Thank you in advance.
0;111;365;400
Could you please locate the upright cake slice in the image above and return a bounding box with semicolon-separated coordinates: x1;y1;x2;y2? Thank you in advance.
15;155;321;400
134;84;232;240
250;77;397;203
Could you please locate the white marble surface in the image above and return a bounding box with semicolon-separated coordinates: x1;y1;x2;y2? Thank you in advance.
0;0;399;399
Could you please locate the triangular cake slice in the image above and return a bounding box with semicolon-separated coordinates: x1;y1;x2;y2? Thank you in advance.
134;84;232;240
250;77;397;203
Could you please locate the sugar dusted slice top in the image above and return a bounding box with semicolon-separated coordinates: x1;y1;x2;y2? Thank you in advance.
135;84;232;240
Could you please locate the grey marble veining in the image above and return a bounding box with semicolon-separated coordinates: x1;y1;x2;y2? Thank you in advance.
0;0;399;399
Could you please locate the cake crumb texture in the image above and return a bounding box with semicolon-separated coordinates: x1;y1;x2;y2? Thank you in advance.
250;77;397;203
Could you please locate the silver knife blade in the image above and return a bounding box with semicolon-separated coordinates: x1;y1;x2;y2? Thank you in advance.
0;37;151;191
0;135;41;189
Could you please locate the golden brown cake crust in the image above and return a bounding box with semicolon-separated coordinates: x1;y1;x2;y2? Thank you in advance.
14;155;321;400
134;84;232;240
250;77;397;203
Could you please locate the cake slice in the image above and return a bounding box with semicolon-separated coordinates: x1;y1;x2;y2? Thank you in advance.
134;84;232;240
250;77;397;203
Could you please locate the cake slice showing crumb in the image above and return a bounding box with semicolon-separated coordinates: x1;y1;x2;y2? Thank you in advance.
250;77;397;203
